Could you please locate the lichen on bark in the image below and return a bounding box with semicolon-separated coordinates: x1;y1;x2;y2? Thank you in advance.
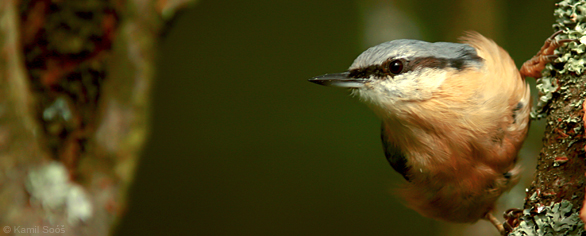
0;0;195;235
510;0;586;235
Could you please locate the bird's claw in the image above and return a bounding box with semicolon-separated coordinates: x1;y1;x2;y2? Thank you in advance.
520;30;579;79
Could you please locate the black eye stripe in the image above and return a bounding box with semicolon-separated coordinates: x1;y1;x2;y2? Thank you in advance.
348;64;386;78
348;55;483;79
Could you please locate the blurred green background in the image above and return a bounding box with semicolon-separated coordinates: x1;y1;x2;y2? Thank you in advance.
114;0;556;235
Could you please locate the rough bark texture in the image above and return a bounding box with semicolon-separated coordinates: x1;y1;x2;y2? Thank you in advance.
509;0;586;235
0;0;193;235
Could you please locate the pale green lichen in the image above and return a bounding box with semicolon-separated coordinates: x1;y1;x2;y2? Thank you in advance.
531;0;586;119
26;162;70;211
26;162;93;225
532;77;559;119
43;97;72;122
509;200;585;236
529;191;539;201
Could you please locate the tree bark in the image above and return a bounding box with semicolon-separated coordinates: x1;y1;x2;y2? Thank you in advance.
0;0;193;235
509;0;586;235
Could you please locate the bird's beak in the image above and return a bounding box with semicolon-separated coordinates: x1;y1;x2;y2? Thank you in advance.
308;72;366;88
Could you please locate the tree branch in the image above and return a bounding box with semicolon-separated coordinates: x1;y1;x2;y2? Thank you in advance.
509;0;586;235
0;0;194;235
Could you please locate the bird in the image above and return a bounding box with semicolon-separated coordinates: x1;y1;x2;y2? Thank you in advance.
309;31;570;234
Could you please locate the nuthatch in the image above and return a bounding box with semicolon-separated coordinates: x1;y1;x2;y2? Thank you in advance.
309;31;570;233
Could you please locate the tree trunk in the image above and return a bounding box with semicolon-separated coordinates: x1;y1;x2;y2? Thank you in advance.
0;0;193;235
509;0;586;235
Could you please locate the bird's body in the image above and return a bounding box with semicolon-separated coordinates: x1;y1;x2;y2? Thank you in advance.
373;33;531;223
310;32;531;224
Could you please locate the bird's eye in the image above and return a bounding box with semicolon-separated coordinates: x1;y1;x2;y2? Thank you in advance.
388;60;404;75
